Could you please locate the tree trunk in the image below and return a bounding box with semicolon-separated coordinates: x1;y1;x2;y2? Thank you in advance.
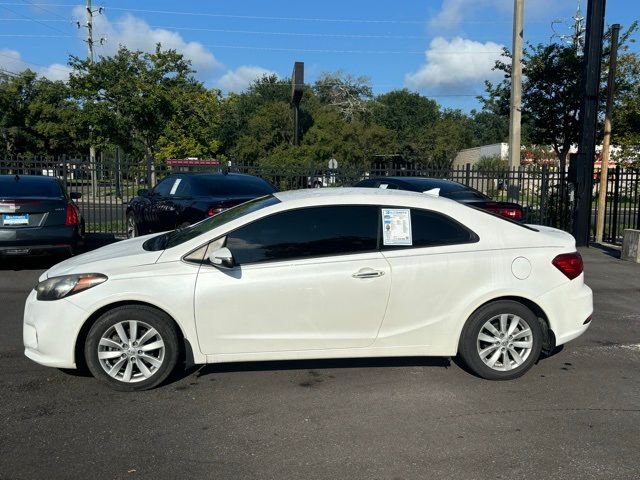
145;146;156;187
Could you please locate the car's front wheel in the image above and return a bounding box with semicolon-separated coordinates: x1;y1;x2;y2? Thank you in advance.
84;305;180;391
459;300;543;380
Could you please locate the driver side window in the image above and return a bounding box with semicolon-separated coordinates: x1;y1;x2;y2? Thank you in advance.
225;205;379;265
153;177;178;197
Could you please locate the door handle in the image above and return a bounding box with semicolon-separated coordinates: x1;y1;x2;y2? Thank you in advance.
352;269;385;279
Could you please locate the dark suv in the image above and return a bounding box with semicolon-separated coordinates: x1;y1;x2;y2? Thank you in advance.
126;172;277;238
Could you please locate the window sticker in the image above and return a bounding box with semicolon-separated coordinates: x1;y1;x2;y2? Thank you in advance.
382;208;412;246
169;178;182;195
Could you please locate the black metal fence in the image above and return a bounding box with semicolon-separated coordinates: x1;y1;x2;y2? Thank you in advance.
1;156;638;245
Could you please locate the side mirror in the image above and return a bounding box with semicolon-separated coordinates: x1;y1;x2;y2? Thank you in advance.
208;247;235;269
69;191;82;199
137;189;149;197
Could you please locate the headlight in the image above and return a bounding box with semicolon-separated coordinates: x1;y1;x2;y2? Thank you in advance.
36;273;107;301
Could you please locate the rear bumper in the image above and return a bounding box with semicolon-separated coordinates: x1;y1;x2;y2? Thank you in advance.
0;225;77;255
535;277;593;346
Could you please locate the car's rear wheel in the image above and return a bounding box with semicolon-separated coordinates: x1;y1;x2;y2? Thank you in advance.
459;300;542;380
126;212;138;239
84;306;179;391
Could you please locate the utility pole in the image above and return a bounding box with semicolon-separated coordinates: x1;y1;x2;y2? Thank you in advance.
508;0;524;168
573;0;607;247
83;0;99;197
595;24;620;244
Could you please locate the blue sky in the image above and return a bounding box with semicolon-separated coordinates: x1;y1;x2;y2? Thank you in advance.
0;0;638;110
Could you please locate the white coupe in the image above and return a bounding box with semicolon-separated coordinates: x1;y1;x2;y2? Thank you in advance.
23;188;593;391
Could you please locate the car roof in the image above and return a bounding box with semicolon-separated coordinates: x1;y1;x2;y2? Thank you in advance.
273;187;451;205
381;177;467;192
170;172;265;180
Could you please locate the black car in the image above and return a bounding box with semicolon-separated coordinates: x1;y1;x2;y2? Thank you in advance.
0;175;84;256
126;172;277;238
354;177;524;221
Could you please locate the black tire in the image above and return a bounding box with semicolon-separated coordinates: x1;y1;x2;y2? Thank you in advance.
126;212;138;239
84;305;180;392
458;300;543;380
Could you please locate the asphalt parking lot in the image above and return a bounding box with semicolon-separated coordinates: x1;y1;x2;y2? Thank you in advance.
1;246;639;480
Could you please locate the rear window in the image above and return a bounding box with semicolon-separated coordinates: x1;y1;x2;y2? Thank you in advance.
0;177;63;198
191;175;276;196
445;189;488;201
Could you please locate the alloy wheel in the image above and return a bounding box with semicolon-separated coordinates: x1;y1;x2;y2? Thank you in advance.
476;313;533;372
97;320;165;383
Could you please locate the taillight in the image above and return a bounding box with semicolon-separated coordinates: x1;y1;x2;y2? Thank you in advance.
552;252;583;280
207;203;235;217
65;203;78;226
486;206;523;220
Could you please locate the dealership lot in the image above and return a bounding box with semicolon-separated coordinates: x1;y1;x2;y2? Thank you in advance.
1;247;639;479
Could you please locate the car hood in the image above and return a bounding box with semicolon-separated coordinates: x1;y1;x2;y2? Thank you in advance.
41;234;164;280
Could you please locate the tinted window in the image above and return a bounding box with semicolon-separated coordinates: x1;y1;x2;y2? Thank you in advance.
226;206;379;265
172;177;191;196
444;189;488;201
0;177;63;198
146;195;281;251
191;175;275;196
381;208;476;248
153;177;177;197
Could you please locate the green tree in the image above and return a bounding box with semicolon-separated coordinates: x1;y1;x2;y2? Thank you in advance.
415;109;474;170
0;70;78;155
481;42;583;172
69;45;198;169
156;87;222;160
469;110;508;146
371;89;439;142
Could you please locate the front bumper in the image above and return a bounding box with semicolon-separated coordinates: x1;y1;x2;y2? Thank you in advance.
536;277;593;346
23;289;88;368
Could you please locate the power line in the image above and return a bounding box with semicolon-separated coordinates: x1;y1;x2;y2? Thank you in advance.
0;17;68;21
0;3;546;25
0;4;71;35
20;0;72;22
0;33;72;36
202;44;502;55
129;25;427;40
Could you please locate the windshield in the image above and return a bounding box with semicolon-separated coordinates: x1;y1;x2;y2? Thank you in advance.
143;195;281;251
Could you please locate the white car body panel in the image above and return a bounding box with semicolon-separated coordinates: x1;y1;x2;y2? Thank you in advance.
23;188;593;370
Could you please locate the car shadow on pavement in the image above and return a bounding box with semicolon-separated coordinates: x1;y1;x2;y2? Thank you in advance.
171;356;451;385
450;345;565;379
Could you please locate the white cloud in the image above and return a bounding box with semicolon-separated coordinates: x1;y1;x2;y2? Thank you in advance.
0;48;71;81
73;7;223;76
405;37;506;93
429;0;569;31
217;66;278;92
